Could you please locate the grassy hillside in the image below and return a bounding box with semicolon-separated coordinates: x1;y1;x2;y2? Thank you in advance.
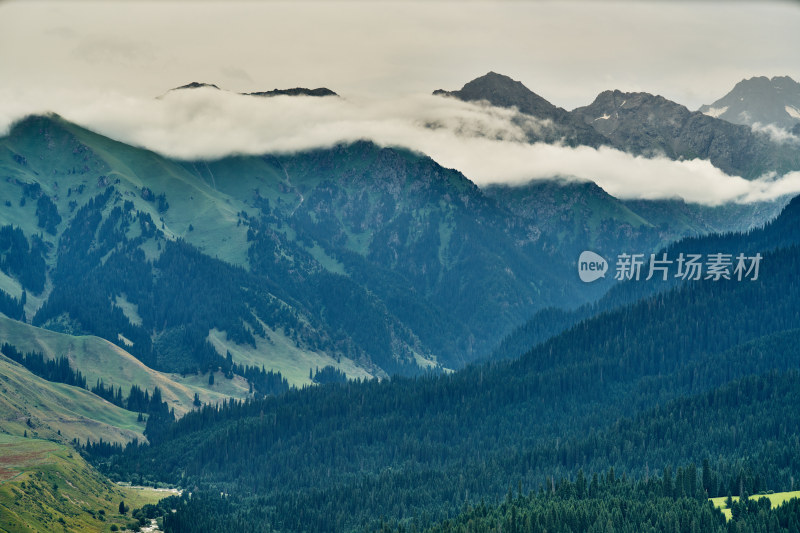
0;434;171;533
0;355;143;444
207;326;373;386
1;116;439;376
0;314;249;416
0;114;254;269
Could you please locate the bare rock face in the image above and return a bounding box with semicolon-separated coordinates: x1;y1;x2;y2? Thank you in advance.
572;89;800;178
699;75;800;130
438;73;800;178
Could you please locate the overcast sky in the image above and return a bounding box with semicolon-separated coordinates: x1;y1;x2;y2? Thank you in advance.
1;0;799;110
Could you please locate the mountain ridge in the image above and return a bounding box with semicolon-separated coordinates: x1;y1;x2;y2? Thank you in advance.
0;113;590;380
169;81;338;98
434;71;607;147
699;75;800;130
571;88;798;178
437;72;800;178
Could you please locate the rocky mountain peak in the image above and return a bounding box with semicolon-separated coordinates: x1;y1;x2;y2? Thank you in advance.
699;75;800;129
171;82;221;91
434;72;562;120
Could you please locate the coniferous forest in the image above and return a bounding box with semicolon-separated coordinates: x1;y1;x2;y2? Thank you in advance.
83;199;800;530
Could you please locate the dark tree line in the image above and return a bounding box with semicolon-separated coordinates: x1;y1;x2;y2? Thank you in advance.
1;342;86;388
0;224;47;294
312;365;348;385
413;472;800;533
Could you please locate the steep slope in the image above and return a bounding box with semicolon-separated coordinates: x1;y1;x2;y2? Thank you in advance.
1;114;601;375
0;314;248;415
0;116;444;376
699;75;800;130
483;179;785;261
490;192;800;362
195;142;586;364
0;356;144;444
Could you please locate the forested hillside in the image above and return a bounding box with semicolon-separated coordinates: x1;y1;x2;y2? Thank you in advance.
490;193;800;363
87;201;800;530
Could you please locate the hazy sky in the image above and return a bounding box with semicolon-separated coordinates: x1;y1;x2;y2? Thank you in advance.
1;0;799;110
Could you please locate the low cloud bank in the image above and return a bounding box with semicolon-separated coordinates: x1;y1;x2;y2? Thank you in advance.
751;122;800;145
1;87;799;206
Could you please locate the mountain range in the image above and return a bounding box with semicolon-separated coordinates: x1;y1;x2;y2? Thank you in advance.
170;81;338;98
1;74;798;384
438;72;800;177
2;72;800;531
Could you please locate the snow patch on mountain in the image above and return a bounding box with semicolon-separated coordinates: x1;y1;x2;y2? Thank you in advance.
702;106;728;118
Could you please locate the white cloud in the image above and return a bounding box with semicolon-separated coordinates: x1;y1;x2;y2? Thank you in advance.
751;122;800;144
1;87;800;207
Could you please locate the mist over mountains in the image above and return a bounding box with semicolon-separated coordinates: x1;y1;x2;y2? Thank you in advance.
3;71;800;531
2;72;800;382
3;73;800;206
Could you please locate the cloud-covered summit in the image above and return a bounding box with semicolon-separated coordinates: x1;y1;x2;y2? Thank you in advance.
1;84;800;206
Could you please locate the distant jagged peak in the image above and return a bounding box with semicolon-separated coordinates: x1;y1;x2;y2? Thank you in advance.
436;71;537;97
166;82;337;98
580;89;691;115
730;75;799;91
699;75;800;129
243;87;338;98
171;82;221;91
